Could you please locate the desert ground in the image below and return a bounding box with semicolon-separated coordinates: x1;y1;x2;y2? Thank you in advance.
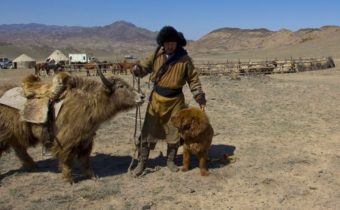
0;60;339;210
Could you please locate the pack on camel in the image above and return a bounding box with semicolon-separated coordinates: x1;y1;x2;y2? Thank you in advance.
0;70;144;183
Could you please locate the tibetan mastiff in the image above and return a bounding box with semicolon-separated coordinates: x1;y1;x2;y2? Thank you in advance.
171;107;214;176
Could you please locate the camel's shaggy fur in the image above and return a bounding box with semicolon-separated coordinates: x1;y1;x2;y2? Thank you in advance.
0;73;143;183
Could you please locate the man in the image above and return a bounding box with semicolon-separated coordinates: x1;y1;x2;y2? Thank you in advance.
132;26;206;176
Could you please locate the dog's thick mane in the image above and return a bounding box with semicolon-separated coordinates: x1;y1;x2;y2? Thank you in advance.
189;108;210;136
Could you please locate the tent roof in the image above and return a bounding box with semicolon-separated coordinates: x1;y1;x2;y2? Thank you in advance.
46;50;69;62
13;53;36;62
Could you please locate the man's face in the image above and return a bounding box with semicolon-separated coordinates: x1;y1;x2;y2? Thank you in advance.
163;41;177;54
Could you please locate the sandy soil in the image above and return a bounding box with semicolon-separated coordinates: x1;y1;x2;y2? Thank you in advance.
0;61;339;210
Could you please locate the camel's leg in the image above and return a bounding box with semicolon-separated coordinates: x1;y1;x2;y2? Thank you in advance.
78;155;95;179
13;145;36;170
58;154;74;184
77;142;95;179
0;141;10;158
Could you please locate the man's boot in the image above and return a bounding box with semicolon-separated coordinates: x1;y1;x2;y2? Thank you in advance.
133;145;150;177
167;143;179;172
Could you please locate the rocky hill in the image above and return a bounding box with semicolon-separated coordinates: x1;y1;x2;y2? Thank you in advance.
0;21;339;62
0;21;157;61
188;26;340;61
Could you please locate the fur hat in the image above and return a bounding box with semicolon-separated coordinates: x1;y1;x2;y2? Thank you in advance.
157;26;187;47
177;32;187;47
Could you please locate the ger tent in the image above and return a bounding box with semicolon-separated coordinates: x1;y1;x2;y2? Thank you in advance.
46;50;69;63
13;53;36;69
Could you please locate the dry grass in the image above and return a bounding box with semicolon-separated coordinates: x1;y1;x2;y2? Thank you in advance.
0;60;340;209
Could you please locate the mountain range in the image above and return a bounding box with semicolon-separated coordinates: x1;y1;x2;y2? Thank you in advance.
0;21;339;62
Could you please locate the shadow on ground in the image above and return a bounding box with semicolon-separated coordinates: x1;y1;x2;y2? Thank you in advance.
0;154;133;182
0;144;235;182
140;144;236;170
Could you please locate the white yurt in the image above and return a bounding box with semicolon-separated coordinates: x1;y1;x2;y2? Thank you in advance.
13;53;36;69
46;50;69;63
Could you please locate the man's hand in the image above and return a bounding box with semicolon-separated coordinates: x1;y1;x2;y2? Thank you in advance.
195;93;207;110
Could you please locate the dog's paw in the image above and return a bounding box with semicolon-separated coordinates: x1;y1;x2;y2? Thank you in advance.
200;170;209;176
181;167;189;172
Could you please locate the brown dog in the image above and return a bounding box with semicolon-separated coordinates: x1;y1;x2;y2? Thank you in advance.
171;107;214;176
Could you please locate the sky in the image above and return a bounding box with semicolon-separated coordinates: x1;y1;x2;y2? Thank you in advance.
1;0;340;40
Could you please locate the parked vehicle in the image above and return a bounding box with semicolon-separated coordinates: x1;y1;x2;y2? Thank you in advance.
0;58;13;69
68;53;95;64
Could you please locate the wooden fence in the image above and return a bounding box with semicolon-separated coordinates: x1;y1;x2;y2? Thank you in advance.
195;57;336;76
